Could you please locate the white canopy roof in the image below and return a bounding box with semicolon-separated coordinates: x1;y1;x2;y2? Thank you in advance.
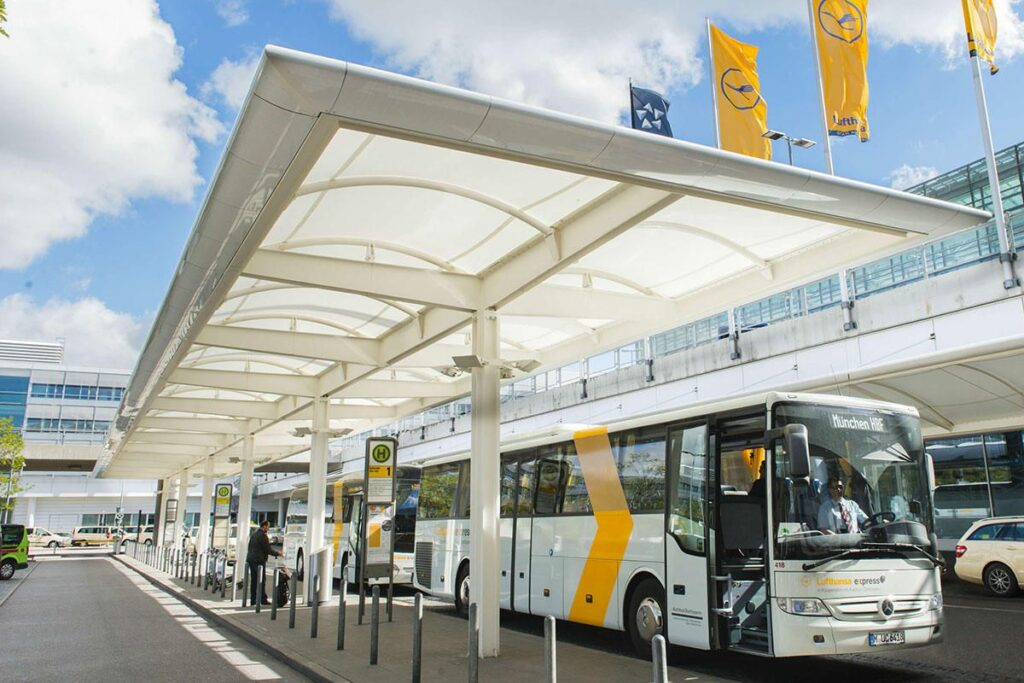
98;46;988;479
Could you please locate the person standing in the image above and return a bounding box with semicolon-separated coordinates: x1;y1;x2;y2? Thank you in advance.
247;519;281;605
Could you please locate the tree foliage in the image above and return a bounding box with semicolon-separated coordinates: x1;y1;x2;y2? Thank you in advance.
0;418;26;521
0;1;8;38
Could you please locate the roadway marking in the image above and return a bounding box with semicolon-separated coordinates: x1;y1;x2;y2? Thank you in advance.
109;559;284;680
944;602;1024;615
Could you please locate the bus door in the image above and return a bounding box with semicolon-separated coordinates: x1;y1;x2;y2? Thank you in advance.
500;452;536;612
710;413;772;655
666;422;712;649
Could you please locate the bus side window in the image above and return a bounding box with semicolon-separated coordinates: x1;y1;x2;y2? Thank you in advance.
535;457;567;515
500;455;518;517
454;461;472;518
517;456;537;515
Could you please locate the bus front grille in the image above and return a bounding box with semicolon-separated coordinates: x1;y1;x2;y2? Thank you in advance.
415;542;432;587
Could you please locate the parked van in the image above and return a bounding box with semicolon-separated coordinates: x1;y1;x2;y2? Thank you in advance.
121;525;155;546
70;526;118;547
1;524;29;580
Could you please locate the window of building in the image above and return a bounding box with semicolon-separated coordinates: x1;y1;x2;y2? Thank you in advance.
983;431;1024;517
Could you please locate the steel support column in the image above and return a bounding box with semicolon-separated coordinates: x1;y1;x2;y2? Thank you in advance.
235;436;256;575
171;473;188;547
469;309;500;657
306;396;329;604
197;456;214;555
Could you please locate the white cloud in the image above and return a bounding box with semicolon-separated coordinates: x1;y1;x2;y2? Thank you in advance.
0;0;223;269
202;53;261;110
216;0;249;27
0;294;147;369
887;164;940;190
326;0;1024;123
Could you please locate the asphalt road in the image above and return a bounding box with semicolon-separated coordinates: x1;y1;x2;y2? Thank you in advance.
2;558;309;682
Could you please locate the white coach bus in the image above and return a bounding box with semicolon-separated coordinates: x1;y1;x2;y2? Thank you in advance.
284;466;420;584
413;392;944;657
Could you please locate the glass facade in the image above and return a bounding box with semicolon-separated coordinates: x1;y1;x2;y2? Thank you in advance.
927;429;1024;547
30;383;123;401
0;375;30;428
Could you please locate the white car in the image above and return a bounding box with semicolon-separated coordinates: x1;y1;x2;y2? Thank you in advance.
121;525;155;546
26;527;69;548
954;516;1024;596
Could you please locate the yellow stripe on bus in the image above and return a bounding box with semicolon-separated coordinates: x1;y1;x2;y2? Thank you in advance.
368;521;381;548
568;427;633;627
331;481;344;558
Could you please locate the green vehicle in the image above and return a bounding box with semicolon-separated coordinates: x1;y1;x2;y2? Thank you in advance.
1;524;29;580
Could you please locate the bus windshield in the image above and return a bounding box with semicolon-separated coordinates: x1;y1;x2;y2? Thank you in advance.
772;403;934;562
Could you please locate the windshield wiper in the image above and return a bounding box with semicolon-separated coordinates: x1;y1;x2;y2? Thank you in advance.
862;542;946;569
801;548;876;571
801;543;946;571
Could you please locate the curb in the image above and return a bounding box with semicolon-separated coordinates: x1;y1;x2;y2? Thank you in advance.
114;554;349;683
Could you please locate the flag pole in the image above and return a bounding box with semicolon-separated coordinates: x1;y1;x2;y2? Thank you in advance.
806;0;835;175
706;18;721;148
970;53;1019;288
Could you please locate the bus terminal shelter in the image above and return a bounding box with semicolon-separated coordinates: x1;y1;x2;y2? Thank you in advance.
96;46;987;656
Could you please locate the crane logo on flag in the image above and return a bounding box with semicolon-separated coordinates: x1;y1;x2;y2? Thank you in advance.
720;68;762;111
818;0;864;43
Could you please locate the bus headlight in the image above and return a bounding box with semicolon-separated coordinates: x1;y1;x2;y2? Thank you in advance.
929;593;943;611
776;598;831;616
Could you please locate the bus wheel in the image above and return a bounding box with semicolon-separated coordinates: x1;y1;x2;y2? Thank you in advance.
627;577;665;658
454;562;470;618
984;562;1019;597
0;559;15;581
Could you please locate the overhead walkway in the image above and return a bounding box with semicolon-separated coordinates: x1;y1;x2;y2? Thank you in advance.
96;45;987;656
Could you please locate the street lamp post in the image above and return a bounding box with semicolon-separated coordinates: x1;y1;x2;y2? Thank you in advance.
762;129;816;166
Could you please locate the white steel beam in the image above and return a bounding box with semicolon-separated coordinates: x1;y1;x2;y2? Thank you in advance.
242;250;482;311
305;396;328;604
129;432;229;448
235;436;255;579
469;309;501;657
196;324;382;366
137;416;250;434
331;379;460;399
169;367;319;397
197;457;214;555
150;397;279;420
502;285;674;321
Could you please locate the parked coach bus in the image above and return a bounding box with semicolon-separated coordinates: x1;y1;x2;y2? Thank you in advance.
284;466;420;584
413;391;944;658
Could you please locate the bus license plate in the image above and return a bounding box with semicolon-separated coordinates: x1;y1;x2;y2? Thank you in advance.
869;631;905;646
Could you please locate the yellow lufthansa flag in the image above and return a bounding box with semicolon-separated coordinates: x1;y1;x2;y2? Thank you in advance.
963;0;999;74
813;0;870;141
709;24;770;160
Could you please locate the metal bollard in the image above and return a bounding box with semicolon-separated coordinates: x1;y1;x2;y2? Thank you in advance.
336;567;347;651
412;592;423;683
242;562;250;608
310;574;320;637
231;558;238;602
468;602;479;683
544;615;556;683
193;553;200;586
221;557;228;599
288;570;298;628
271;567;280;620
370;585;380;665
206;555;213;592
652;634;668;683
256;565;265;613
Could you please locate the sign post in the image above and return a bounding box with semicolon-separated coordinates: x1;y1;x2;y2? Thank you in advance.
212;483;232;551
360;437;398;623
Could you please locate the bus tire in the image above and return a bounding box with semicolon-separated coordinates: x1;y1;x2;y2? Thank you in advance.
0;559;15;581
984;562;1019;597
626;577;665;658
454;561;470;619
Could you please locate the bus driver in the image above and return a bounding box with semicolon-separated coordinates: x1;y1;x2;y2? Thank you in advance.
817;476;868;534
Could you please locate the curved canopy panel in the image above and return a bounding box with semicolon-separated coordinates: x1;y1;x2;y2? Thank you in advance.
97;46;989;479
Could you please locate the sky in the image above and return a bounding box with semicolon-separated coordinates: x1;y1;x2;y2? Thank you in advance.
0;0;1022;370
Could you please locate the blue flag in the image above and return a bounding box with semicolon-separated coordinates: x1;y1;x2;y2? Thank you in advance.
630;86;673;137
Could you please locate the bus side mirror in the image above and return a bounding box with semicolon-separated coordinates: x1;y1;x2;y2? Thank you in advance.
765;424;810;478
